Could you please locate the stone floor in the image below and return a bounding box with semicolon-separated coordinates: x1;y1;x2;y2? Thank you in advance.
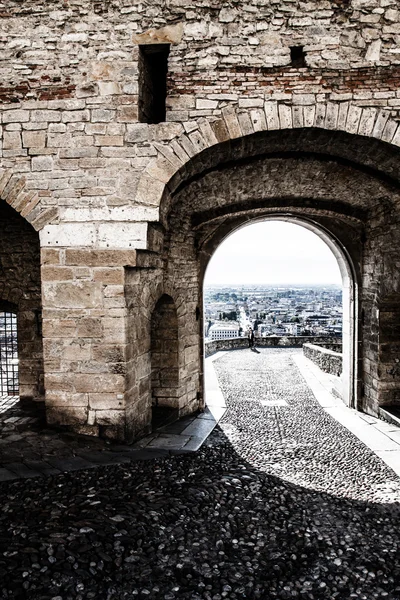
1;349;400;599
1;348;400;599
0;368;226;482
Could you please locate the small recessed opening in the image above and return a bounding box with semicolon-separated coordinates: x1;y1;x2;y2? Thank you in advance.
138;44;170;124
290;46;306;68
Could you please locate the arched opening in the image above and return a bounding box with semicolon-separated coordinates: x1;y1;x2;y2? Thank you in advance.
0;303;19;398
0;202;43;404
123;128;400;442
150;294;180;428
202;217;358;409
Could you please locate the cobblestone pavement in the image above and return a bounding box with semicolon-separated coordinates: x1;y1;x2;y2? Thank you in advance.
0;348;400;599
214;349;400;503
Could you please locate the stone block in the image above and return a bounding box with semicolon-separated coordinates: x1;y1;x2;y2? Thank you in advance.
77;317;103;337
22;131;46;148
93;267;125;284
42;281;103;309
95;409;125;426
47;406;87;426
32;110;62;123
98;81;121;95
3;131;21;150
41;266;74;281
196;99;218;110
97;222;147;250
222;108;242;138
132;22;183;44
92;109;116;122
118;106;139;123
32;156;53;171
74;373;125;393
42;318;77;338
94;135;124;146
65;248;137;267
264;102;279;130
40;223;96;247
41;248;61;265
126;123;150;142
62;32;88;43
62;110;90;123
2;109;30;123
89;393;125;410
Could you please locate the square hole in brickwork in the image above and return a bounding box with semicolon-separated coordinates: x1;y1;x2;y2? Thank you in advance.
138;44;170;124
290;46;306;68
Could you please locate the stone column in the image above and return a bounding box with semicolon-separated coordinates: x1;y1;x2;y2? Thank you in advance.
40;230;139;440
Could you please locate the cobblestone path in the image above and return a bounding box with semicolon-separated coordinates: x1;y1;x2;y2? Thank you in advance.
0;348;399;599
214;348;400;503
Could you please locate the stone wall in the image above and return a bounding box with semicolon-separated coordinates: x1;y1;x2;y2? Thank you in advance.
1;0;400;439
303;342;343;377
205;336;341;358
0;202;43;400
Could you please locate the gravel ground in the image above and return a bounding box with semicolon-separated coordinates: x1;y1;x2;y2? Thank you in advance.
0;348;400;600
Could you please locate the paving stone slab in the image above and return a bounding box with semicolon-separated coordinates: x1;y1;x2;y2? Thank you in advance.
180;418;217;439
6;462;43;479
147;434;192;450
46;456;98;472
24;460;62;476
0;467;17;482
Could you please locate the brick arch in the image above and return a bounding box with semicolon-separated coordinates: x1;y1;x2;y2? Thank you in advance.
0;169;57;231
136;101;400;241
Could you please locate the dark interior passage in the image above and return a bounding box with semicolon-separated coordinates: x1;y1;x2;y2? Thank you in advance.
0;202;43;401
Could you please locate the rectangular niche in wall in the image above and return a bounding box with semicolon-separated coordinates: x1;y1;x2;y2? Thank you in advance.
290;46;306;68
138;44;170;124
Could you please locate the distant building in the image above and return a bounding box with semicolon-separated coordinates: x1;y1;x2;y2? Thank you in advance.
209;322;240;340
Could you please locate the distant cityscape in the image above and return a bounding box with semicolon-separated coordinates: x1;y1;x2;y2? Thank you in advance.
204;284;342;341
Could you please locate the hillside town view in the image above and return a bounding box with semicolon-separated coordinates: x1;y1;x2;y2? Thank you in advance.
204;284;343;341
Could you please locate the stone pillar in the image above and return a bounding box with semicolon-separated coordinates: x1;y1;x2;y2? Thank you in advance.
41;245;137;440
124;264;163;442
362;206;400;415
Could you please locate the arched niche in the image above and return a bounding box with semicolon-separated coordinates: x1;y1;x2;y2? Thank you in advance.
150;294;180;427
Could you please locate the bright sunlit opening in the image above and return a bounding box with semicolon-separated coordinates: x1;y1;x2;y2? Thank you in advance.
205;221;342;286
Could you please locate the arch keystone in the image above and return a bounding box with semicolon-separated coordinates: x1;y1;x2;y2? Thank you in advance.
264;101;280;130
221;107;242;138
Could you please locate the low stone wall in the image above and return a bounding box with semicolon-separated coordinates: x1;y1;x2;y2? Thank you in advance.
303;343;343;377
205;336;341;358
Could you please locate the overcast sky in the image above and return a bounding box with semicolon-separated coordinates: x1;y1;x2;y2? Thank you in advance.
205;221;342;286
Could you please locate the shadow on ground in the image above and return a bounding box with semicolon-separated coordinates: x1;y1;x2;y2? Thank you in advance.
0;426;399;600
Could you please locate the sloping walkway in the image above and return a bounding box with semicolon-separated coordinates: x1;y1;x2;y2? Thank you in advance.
212;347;400;502
1;348;400;490
295;353;400;477
1;349;400;599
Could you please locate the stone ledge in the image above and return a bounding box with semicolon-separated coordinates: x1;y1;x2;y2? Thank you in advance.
303;342;343;377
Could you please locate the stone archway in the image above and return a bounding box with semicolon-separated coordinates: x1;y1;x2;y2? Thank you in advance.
135;102;400;219
0;201;44;402
202;215;358;409
130;125;400;430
